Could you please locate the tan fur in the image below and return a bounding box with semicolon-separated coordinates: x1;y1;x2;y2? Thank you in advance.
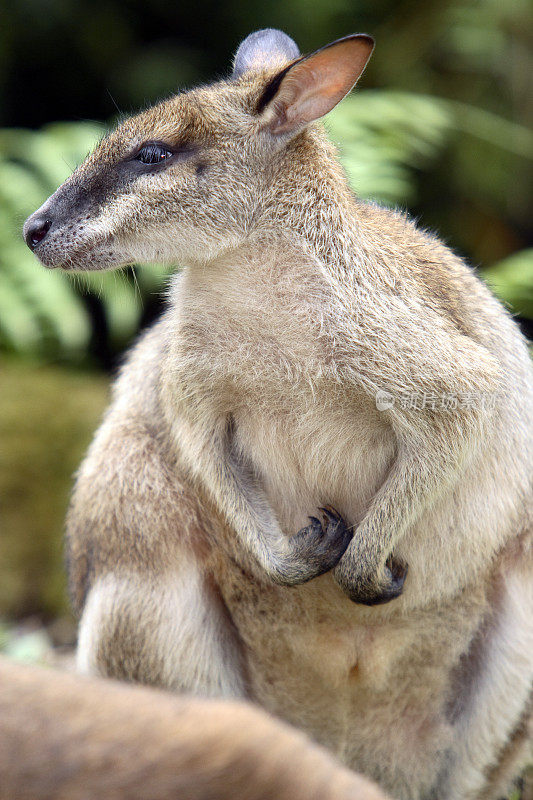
24;30;533;800
0;656;388;800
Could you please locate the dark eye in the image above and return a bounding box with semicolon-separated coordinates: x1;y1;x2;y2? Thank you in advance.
135;143;173;165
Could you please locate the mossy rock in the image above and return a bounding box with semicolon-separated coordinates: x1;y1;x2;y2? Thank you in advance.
0;359;109;620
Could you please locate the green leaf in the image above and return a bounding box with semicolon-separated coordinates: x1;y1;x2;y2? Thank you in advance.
482;249;533;320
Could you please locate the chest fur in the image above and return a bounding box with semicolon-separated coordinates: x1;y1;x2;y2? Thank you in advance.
173;262;395;531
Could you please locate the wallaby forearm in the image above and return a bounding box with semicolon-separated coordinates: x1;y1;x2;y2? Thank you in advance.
335;439;478;601
168;404;353;584
334;304;502;600
171;408;289;574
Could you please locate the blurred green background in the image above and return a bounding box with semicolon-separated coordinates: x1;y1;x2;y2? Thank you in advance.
0;0;532;647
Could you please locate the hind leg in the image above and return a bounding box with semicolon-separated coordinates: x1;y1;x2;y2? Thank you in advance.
445;554;533;800
77;558;245;697
67;397;245;697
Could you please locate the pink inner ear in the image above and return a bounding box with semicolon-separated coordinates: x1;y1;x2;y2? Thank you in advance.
266;36;374;134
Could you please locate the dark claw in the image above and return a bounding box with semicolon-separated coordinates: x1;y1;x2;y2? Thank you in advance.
318;506;341;523
278;506;354;585
387;555;408;587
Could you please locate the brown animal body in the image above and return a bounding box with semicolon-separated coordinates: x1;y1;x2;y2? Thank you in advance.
24;29;533;800
0;656;388;800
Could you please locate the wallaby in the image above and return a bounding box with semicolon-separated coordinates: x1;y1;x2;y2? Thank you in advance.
0;656;389;800
24;28;533;800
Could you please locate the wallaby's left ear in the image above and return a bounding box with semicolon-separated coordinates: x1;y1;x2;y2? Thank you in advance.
258;34;374;136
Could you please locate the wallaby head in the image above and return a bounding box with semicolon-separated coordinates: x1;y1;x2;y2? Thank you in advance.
23;29;373;270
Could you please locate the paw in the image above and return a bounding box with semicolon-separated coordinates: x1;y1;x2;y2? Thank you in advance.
272;506;353;586
334;555;408;605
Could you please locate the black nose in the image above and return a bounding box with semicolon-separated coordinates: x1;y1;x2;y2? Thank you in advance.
25;218;51;250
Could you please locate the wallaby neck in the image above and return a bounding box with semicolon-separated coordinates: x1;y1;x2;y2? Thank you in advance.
184;128;365;279
253;130;363;273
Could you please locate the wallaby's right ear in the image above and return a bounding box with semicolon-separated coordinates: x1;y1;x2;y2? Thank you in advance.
257;34;374;136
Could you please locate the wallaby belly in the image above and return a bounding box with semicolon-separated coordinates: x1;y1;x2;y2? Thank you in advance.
213;547;489;799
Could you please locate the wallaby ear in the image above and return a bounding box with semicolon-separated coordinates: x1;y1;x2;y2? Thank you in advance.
233;29;300;78
257;34;374;136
